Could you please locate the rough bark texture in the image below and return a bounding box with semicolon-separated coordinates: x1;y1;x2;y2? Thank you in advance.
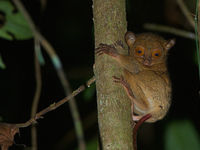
93;0;134;149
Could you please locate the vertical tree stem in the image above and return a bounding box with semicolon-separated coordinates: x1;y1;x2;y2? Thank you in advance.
176;0;195;29
196;0;200;78
93;0;134;149
31;39;42;150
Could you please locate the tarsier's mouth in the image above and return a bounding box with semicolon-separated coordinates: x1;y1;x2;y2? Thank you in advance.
143;58;152;66
143;60;152;66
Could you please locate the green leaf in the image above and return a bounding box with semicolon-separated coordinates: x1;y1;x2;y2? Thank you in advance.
83;83;96;101
35;39;45;65
0;0;33;40
164;120;200;150
0;54;6;69
86;138;98;150
75;137;97;150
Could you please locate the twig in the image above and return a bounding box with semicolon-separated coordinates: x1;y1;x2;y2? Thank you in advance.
16;76;96;128
57;68;86;150
176;0;195;29
195;0;200;78
31;39;42;150
144;23;195;40
12;0;87;149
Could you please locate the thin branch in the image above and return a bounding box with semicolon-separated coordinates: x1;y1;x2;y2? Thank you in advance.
195;0;200;78
176;0;195;29
12;0;86;149
31;39;42;150
144;23;195;40
16;76;96;128
57;68;86;150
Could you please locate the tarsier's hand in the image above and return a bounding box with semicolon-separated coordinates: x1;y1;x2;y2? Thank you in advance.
95;40;125;57
95;43;118;57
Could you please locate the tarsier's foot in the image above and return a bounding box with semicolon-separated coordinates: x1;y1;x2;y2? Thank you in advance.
113;75;135;99
113;75;140;122
112;75;127;85
132;115;143;121
95;43;118;57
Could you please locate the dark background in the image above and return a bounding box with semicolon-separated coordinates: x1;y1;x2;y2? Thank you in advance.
0;0;199;150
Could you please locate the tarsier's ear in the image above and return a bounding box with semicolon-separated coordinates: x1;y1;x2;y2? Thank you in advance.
125;31;136;47
165;38;175;51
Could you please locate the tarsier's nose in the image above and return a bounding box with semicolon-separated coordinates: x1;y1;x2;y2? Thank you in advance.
143;59;151;66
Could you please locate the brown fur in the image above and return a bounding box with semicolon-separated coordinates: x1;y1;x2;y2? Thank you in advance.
96;31;175;122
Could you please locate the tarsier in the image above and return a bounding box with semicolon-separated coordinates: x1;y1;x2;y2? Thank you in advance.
96;31;175;150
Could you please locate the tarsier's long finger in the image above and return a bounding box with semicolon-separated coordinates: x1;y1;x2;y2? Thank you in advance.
95;47;100;51
96;52;104;56
95;45;108;53
99;43;115;49
99;43;107;47
95;49;102;54
95;46;105;51
95;50;101;55
113;80;121;83
95;46;106;52
114;40;124;49
113;75;126;84
117;40;124;47
99;43;110;48
112;76;121;83
95;48;109;56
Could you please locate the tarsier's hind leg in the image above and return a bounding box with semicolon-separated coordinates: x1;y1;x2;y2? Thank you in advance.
113;75;148;121
113;75;144;121
113;75;135;102
113;75;152;150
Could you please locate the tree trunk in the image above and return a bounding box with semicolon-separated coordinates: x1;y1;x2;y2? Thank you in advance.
93;0;134;149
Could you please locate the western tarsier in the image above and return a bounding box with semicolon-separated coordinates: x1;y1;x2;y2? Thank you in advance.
95;31;175;149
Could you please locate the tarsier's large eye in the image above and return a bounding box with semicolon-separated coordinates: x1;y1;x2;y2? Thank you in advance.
152;49;162;58
135;46;144;56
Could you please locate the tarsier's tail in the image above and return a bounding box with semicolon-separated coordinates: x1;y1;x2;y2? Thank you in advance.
133;114;152;150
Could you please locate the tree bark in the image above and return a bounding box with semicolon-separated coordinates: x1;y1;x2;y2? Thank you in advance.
93;0;134;149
